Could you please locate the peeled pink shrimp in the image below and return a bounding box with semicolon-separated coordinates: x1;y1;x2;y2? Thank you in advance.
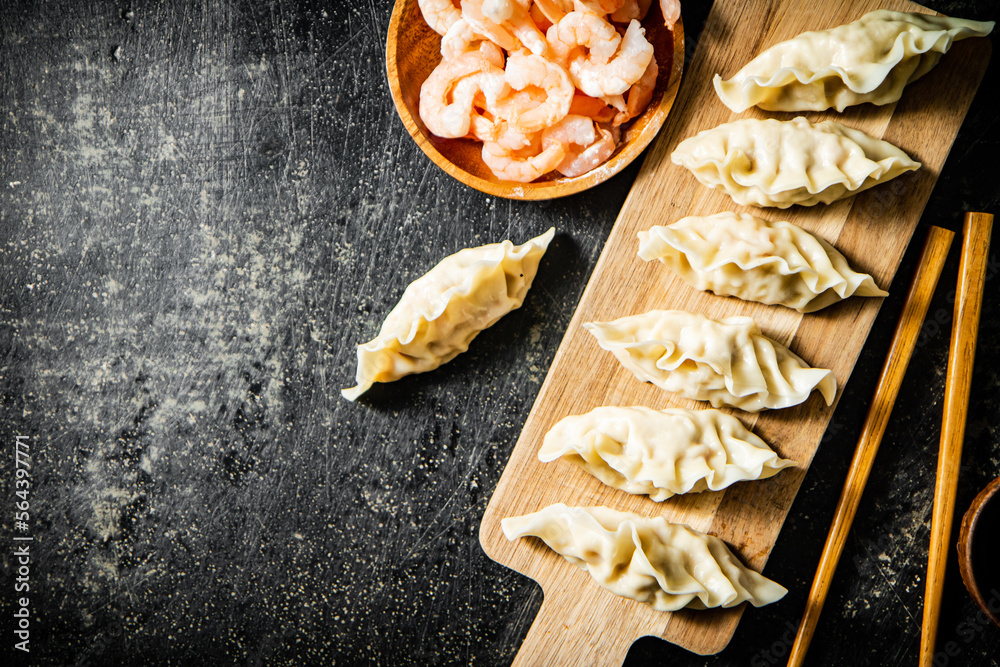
568;92;616;123
487;120;538;150
468;114;500;141
600;93;626;111
481;137;566;182
433;35;505;70
541;114;597;149
420;72;485;139
495;52;574;133
419;0;463;36
546;12;621;67
659;0;680;31
610;0;653;22
534;0;571;24
569;19;653;97
574;0;626;15
441;19;479;59
492;84;547;132
549;120;618;176
538;0;627;22
497;2;549;56
461;0;547;56
459;70;512;140
614;54;657;126
481;0;514;23
440;19;509;62
528;4;554;32
604;0;678;28
479;39;507;67
419;49;505;138
459;0;518;50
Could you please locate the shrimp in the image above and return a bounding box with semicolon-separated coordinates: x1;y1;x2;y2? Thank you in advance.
494;122;536;150
546;12;621;66
659;0;680;31
558;125;617;176
538;0;626;21
568;92;616;123
600;93;626;111
497;2;548;56
534;0;571;25
610;0;653;22
574;0;626;15
481;0;513;23
613;54;657;126
569;19;653;97
459;70;512;141
481;137;566;182
441;19;478;59
459;0;519;51
417;0;660;182
461;0;547;56
419;0;463;36
469;114;500;142
440;19;508;62
540;115;615;177
495;52;574;134
420;73;483;139
541;114;597;150
419;49;506;139
528;3;554;32
547;119;618;176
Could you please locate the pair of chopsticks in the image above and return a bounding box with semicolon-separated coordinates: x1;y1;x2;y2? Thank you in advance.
787;212;994;667
920;212;994;665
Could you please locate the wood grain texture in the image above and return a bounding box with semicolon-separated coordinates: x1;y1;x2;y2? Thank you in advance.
921;212;995;665
788;226;954;667
385;0;685;200
480;0;993;659
957;474;1000;630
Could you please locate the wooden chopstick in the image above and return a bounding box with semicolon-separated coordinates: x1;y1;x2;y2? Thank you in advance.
920;212;995;666
787;226;955;667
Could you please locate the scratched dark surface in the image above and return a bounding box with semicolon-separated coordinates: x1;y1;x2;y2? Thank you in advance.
0;0;998;665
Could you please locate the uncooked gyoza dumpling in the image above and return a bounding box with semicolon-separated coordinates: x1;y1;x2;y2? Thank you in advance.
714;10;995;113
539;406;795;500
501;504;788;611
637;212;889;312
342;228;554;401
670;117;921;208
584;310;836;411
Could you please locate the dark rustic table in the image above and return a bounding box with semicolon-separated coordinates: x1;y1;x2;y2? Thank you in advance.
2;1;998;665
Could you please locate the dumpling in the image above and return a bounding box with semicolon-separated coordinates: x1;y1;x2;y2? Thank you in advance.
714;10;995;113
539;406;795;500
671;117;920;208
583;309;836;411
501;504;788;611
637;212;889;312
342;228;554;401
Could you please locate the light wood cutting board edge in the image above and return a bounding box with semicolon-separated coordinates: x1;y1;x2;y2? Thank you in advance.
479;0;993;661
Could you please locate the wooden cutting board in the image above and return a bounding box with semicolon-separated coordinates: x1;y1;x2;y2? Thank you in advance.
479;0;992;662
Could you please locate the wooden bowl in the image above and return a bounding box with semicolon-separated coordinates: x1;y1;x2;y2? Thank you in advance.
957;474;1000;629
385;0;685;200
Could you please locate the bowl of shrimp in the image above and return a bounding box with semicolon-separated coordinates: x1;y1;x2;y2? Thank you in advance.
386;0;684;200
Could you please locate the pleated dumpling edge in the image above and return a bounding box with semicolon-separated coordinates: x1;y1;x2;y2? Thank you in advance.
538;406;796;500
637;212;889;312
713;10;995;113
501;504;788;612
583;309;836;411
342;227;555;401
670;117;921;208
